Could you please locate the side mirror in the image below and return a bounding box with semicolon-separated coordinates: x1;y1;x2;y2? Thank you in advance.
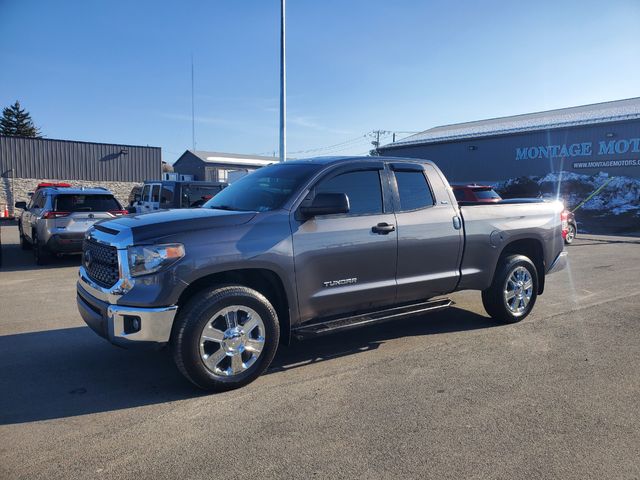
300;193;350;218
134;194;141;202
15;201;27;209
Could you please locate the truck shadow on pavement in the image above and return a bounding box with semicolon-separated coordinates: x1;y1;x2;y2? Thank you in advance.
0;307;494;425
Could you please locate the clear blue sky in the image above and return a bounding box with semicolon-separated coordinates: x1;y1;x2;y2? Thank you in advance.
1;0;639;162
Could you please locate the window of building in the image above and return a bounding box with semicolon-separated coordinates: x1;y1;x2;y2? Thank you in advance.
316;170;383;215
394;171;434;211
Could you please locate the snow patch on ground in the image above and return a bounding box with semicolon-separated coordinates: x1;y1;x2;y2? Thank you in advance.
493;171;640;216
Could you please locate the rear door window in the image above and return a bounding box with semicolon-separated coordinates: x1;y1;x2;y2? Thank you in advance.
141;185;151;202
316;170;383;215
54;194;121;212
31;192;44;209
394;171;434;211
151;185;160;203
160;184;175;208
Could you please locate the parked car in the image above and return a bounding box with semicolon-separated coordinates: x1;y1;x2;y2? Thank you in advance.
15;186;127;264
562;210;578;244
77;156;567;392
127;180;227;214
452;184;502;204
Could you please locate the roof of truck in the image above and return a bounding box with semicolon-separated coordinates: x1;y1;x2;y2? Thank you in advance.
287;156;434;165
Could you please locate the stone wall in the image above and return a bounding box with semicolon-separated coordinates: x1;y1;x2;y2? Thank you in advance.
0;176;141;217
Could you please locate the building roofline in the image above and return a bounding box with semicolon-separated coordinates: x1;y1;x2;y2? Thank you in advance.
380;116;640;150
0;134;161;150
381;97;640;149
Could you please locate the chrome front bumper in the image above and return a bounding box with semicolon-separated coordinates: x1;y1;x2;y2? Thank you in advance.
76;224;177;347
77;283;177;347
547;251;568;275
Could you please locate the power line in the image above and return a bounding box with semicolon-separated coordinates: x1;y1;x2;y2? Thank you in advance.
255;129;419;158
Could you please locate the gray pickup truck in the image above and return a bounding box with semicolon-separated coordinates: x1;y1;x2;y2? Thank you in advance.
77;156;567;391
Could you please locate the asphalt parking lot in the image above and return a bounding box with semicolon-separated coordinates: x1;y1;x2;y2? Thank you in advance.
0;223;639;480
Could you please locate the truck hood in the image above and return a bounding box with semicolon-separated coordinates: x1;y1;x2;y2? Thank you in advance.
103;208;256;243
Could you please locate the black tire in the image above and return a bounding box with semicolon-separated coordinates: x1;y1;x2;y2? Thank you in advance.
564;223;576;245
171;285;280;392
33;232;52;265
19;226;31;250
482;254;538;324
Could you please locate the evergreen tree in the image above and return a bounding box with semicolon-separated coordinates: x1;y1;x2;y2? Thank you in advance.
0;101;41;137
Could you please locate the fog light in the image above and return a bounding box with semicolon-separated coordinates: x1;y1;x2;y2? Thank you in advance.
123;315;142;334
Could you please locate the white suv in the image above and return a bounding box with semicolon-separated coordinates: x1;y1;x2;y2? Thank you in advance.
15;186;126;265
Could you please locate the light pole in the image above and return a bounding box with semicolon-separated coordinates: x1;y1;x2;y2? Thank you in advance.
279;0;286;162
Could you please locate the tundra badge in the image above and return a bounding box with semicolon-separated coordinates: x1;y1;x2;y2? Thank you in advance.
323;278;358;288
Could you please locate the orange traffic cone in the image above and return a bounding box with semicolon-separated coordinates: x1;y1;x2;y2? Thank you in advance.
3;205;8;218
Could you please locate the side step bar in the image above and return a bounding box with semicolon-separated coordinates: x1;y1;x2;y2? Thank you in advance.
292;298;453;340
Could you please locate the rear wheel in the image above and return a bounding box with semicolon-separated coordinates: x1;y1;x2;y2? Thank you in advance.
171;285;280;392
482;254;538;323
33;232;52;265
564;223;576;245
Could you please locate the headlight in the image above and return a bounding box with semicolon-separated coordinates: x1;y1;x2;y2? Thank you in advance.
127;243;185;277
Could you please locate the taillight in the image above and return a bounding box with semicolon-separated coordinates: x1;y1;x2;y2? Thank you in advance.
108;210;128;216
560;211;569;237
43;211;70;219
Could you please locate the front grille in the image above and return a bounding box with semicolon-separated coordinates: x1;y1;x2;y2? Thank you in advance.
83;239;119;288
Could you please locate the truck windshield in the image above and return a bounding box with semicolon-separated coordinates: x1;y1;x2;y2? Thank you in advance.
204;163;321;212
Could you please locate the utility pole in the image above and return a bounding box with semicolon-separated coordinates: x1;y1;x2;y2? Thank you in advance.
279;0;286;162
191;53;196;151
369;130;391;156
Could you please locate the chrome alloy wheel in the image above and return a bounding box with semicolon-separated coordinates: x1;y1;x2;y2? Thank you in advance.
199;306;266;378
503;266;533;316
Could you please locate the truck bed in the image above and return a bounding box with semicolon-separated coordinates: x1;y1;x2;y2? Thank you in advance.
456;200;565;292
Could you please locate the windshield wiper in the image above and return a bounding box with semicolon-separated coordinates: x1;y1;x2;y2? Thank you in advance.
209;205;238;211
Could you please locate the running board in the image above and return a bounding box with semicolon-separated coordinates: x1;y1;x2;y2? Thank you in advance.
293;298;453;339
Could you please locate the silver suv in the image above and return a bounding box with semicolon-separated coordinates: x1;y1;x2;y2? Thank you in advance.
15;186;126;264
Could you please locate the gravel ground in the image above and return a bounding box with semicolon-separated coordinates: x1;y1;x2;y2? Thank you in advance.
0;224;639;480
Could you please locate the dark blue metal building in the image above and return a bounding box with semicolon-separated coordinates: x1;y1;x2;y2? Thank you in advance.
378;98;640;184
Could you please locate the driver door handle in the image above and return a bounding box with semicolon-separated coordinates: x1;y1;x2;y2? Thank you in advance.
372;223;395;234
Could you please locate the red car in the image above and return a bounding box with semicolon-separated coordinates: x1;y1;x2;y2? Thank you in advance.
452;184;502;203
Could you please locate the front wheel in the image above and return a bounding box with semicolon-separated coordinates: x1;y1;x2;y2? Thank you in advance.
19;225;31;250
482;254;538;324
171;285;280;392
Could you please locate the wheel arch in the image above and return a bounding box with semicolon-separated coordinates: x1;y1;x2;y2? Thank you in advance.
496;238;546;294
176;268;292;345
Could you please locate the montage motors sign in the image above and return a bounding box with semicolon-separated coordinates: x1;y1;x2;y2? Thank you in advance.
516;138;640;160
515;138;640;169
